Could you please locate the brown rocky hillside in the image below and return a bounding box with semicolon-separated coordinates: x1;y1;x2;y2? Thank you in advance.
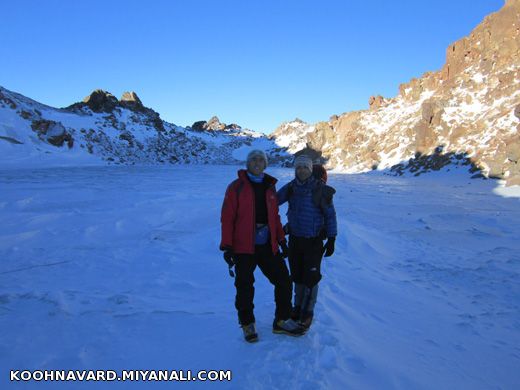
274;0;520;185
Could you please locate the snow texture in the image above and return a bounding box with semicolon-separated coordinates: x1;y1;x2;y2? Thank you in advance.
1;165;519;389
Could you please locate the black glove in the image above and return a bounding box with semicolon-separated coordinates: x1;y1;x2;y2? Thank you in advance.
222;248;235;277
323;237;335;257
279;241;289;259
223;250;234;267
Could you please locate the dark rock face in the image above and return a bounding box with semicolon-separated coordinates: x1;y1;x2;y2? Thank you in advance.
120;91;145;112
225;123;242;130
191;116;224;131
68;90;148;114
119;131;135;147
0;90;17;109
390;146;482;177
31;119;73;148
19;110;33;120
82;90;119;113
191;120;207;131
66;89;166;133
147;114;165;132
191;116;241;132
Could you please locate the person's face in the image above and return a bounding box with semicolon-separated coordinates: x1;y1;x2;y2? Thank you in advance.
296;166;312;181
247;156;266;176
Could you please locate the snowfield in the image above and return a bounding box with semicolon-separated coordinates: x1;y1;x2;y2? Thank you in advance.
1;165;519;389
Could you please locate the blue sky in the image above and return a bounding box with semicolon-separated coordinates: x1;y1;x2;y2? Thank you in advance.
0;0;505;133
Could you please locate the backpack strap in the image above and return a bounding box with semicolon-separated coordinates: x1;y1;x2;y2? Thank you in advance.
287;179;335;214
312;164;328;183
312;181;336;214
321;184;336;204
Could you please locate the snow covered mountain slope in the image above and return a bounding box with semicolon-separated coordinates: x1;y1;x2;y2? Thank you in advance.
1;165;519;389
0;87;288;168
2;2;518;185
274;0;520;185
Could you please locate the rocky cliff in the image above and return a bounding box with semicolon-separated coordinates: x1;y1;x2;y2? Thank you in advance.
274;0;520;185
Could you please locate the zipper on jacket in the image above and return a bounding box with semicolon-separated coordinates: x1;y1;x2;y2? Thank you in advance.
266;182;277;254
250;179;256;251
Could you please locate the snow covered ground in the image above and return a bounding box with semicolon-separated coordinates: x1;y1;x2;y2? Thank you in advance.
1;165;519;389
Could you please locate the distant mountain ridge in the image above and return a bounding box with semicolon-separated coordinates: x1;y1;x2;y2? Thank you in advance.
0;87;288;167
273;0;520;185
1;1;518;183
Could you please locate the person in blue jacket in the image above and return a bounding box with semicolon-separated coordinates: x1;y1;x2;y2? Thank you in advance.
277;154;337;330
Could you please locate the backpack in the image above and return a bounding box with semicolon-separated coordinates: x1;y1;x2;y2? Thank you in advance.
286;178;335;214
312;164;328;183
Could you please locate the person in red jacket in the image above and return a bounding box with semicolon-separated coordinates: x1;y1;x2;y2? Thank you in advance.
220;150;305;342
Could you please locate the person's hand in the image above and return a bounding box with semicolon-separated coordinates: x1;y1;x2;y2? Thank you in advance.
279;241;289;259
323;237;335;257
223;248;235;267
222;248;235;277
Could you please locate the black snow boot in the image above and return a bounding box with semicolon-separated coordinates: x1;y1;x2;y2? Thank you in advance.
241;323;258;343
272;318;305;337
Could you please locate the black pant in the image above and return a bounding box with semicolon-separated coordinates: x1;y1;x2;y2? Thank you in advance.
234;243;292;325
288;236;324;288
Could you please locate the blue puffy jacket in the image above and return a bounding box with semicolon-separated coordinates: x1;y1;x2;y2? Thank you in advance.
277;176;337;238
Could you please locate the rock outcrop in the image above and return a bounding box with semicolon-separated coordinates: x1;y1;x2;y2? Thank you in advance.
274;0;520;185
120;91;145;111
31;119;74;148
81;90;119;113
190;116;242;132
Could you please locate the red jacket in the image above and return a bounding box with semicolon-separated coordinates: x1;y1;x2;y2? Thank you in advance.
220;170;286;255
